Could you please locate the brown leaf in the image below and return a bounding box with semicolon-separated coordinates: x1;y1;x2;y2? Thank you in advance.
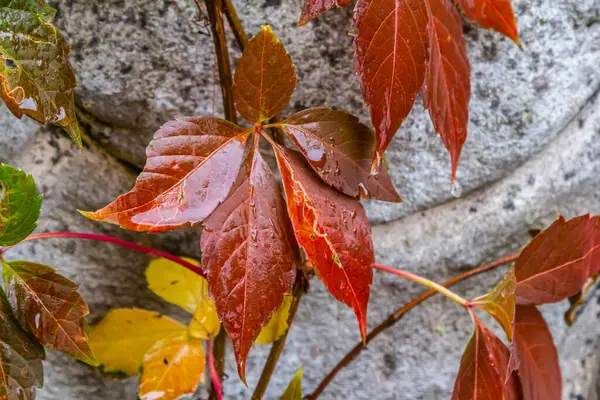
353;0;428;171
201;135;297;382
298;0;352;26
513;306;561;400
455;0;520;44
564;271;600;326
82;117;250;232
232;26;296;124
2;260;97;365
515;214;600;305
274;145;373;339
423;0;471;182
282;108;402;202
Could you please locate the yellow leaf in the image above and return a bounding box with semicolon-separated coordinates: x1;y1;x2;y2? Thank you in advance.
138;334;206;400
256;296;293;344
189;300;220;339
145;257;207;314
89;308;187;376
281;367;303;400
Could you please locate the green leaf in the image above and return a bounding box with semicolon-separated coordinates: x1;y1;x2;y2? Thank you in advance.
0;164;41;246
281;367;303;400
0;285;44;400
2;260;98;365
0;7;82;147
0;0;56;20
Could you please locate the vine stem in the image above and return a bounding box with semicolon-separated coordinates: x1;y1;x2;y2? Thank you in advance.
208;337;224;400
222;0;248;50
0;231;205;276
307;253;519;399
372;264;469;307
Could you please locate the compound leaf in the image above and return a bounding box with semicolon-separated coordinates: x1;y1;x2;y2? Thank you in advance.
2;260;97;365
201;140;297;382
89;308;187;376
82;117;250;232
353;0;428;172
0;164;41;246
281;108;402;202
138;334;205;400
423;0;471;182
232;26;296;124
455;0;519;43
274;145;373;340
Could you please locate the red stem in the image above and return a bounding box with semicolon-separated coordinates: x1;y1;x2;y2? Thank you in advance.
0;232;205;277
208;338;224;400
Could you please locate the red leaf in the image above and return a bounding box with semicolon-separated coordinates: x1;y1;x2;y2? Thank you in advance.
298;0;353;26
452;316;516;400
232;26;296;124
513;306;561;400
273;145;374;339
82;118;249;232
423;0;471;182
455;0;520;44
201;135;297;382
514;214;600;305
353;0;428;172
281;108;402;202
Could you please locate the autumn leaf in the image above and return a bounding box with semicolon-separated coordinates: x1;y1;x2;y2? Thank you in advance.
232;26;296;124
281;367;303;400
0;4;82;147
255;295;293;345
201;139;297;381
274;145;373;340
82;117;250;232
514;214;600;305
455;0;519;44
452;315;517;400
353;0;428;172
423;0;471;182
0;285;44;400
469;265;516;341
2;260;97;365
0;164;42;246
298;0;352;26
138;334;205;400
281;108;402;202
564;271;599;325
189;300;221;340
513;306;561;400
89;308;187;376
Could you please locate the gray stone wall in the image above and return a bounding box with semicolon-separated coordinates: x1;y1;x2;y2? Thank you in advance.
0;0;599;398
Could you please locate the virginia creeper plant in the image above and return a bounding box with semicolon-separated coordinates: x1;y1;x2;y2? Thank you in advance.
0;0;598;399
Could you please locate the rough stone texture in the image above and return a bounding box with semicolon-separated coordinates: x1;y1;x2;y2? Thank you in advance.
0;0;599;399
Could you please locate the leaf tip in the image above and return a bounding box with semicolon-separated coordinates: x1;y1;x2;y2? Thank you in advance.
370;151;383;176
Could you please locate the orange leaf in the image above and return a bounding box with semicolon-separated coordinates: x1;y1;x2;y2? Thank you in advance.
201;136;297;382
423;0;471;182
282;108;402;202
455;0;520;44
298;0;353;26
514;214;600;305
274;145;373;340
82;117;249;232
232;26;296;124
512;306;561;400
353;0;428;172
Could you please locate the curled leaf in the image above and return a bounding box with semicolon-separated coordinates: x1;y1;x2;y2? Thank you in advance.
201;141;297;381
138;334;205;400
281;367;303;400
274;146;373;340
564;271;600;326
255;295;293;345
2;260;97;365
82;117;250;232
232;26;296;124
0;164;42;246
423;0;471;182
89;308;187;376
298;0;352;26
0;6;81;146
455;0;519;44
353;0;428;172
282;108;402;202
